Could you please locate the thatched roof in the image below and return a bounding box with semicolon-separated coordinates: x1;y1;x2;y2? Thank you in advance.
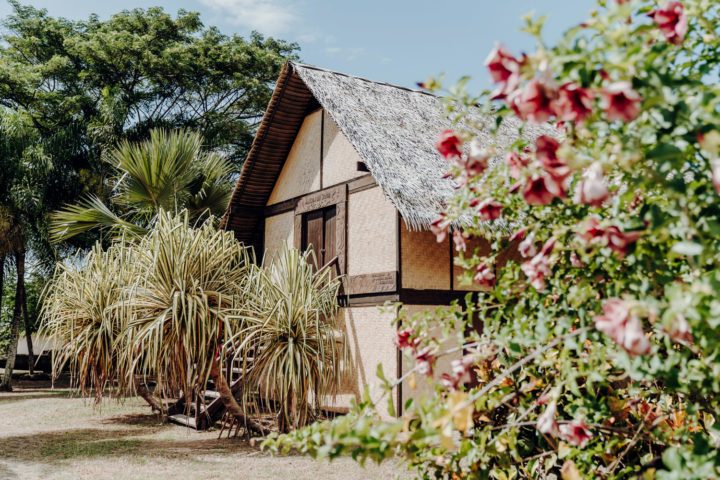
223;61;550;247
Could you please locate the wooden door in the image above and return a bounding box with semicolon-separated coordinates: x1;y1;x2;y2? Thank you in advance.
323;206;337;265
301;206;337;268
302;209;324;266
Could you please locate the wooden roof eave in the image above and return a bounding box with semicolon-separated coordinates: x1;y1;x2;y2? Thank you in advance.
220;63;316;244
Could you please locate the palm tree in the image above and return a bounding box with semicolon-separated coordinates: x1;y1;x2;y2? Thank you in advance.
237;247;346;432
50;129;233;242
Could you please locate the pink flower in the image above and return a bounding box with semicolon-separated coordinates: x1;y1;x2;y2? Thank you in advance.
648;2;687;45
475;198;503;221
553;82;594;123
518;233;538;258
485;44;522;99
506;151;530;179
452;229;468;252
534;135;571;198
396;328;419;351
574;163;609;207
536;136;570;182
431;213;451;243
523;175;557;205
474;262;496;289
559;420;593;448
521;239;555;291
577;217;641;257
536;400;559;436
576;216;606;243
415;347;436;376
441;355;476;390
601;82;642;122
604;226;642;257
666;314;693;344
711;160;720;195
509;227;527;242
510;79;557;123
436;130;463;159
594;299;651;356
466;140;490;177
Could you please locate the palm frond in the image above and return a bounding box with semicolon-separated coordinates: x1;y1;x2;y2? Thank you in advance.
49;196;147;243
111;129;201;212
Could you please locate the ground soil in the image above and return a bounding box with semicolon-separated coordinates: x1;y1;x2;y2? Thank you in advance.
0;377;407;480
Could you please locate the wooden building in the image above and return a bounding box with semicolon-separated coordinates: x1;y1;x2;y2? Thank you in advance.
222;62;534;416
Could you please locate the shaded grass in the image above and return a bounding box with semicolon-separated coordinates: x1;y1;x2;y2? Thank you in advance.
0;387;407;480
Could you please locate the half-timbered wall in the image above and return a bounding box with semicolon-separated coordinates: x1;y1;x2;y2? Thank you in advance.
324;305;399;418
268;110;322;204
400;220;492;292
347;185;397;277
263;211;294;260
322;110;366;186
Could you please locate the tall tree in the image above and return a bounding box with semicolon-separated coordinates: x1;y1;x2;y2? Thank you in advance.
0;112;50;389
0;2;298;174
0;3;298;386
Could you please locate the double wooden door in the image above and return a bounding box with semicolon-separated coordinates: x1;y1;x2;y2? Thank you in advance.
301;206;336;268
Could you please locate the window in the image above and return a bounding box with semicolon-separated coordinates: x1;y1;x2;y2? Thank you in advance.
301;206;337;268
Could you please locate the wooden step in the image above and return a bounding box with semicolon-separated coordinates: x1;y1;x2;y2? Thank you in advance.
168;414;197;429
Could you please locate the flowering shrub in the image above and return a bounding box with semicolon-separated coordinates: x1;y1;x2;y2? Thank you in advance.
264;0;720;477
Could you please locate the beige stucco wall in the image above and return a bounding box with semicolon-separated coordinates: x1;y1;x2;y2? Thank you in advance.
268;109;322;204
347;186;397;276
401;222;451;290
322;111;366;187
263;211;294;261
323;305;399;418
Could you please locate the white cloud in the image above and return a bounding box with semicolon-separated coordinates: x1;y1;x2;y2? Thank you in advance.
198;0;298;34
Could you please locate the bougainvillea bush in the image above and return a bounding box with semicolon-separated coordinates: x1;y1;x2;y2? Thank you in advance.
265;0;720;477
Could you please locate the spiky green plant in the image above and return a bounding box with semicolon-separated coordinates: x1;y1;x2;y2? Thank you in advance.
39;240;143;404
237;247;346;432
50;129;233;242
116;211;247;395
113;211;268;433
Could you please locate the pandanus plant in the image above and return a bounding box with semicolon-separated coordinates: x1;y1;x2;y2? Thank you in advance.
39;240;162;409
236;247;346;432
42;213;345;433
112;212;267;434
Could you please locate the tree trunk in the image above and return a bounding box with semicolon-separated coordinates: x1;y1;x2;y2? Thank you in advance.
0;253;24;391
135;377;164;412
19;254;33;376
210;357;269;436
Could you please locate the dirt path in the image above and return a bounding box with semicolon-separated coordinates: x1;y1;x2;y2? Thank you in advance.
0;384;406;480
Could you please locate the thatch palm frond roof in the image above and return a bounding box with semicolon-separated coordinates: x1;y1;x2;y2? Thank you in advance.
223;61;550;247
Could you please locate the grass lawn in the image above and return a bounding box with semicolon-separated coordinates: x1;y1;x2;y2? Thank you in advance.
0;378;406;480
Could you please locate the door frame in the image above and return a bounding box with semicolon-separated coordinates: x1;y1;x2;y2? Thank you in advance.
293;183;347;275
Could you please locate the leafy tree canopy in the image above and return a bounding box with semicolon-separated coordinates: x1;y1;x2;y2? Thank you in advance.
0;1;298;174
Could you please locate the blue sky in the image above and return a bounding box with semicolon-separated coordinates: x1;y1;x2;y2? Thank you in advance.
0;0;597;90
